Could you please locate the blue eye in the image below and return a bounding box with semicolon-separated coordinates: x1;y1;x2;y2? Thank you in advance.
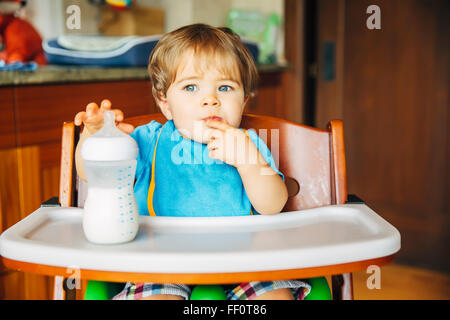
184;84;197;92
218;85;232;92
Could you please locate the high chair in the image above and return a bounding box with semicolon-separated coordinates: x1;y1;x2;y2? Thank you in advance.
0;113;400;300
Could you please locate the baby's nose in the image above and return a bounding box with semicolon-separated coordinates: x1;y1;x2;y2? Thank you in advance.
201;95;220;107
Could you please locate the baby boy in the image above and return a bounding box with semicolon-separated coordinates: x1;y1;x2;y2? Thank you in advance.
75;24;310;300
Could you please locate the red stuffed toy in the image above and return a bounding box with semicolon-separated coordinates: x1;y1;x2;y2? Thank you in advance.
0;0;47;64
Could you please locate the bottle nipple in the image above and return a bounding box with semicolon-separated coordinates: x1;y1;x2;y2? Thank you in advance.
98;110;121;137
103;110;115;127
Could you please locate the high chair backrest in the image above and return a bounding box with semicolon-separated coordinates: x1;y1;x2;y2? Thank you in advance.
59;113;347;211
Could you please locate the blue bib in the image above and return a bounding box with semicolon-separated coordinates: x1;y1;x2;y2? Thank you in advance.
131;120;284;217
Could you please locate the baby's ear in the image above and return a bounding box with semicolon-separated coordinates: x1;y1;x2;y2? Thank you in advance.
155;91;173;120
155;91;166;103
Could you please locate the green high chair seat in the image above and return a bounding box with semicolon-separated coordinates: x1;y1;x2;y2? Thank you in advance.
84;281;125;300
83;279;331;300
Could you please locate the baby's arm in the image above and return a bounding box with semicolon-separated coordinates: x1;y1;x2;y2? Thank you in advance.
236;154;288;215
74;99;134;181
205;119;288;215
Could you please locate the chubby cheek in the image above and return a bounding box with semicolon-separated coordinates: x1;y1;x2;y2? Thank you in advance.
167;96;193;121
231;110;244;125
225;104;245;127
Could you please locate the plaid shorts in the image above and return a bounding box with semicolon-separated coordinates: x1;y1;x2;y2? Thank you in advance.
112;280;311;300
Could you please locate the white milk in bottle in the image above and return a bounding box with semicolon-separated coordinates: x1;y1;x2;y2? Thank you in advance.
81;110;139;244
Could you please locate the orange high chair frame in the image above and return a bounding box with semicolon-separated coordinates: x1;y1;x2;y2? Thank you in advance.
56;113;392;300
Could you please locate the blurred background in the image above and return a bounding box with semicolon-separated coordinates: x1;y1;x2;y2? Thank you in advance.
0;0;448;299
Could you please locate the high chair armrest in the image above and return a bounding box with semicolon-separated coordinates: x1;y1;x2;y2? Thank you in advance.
346;194;365;204
40;197;61;207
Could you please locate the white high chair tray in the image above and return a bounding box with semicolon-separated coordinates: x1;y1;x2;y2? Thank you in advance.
0;204;400;273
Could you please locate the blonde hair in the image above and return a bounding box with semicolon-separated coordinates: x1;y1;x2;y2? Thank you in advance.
148;23;258;100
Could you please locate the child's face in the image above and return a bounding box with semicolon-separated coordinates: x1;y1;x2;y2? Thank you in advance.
157;52;247;144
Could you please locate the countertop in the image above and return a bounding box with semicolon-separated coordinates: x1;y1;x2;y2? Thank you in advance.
0;64;289;87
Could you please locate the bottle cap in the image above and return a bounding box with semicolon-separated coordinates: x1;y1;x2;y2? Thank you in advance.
81;110;138;161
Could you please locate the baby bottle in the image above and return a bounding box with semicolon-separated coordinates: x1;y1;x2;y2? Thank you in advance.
81;110;139;244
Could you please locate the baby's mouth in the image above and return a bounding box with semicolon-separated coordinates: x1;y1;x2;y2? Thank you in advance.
203;116;223;122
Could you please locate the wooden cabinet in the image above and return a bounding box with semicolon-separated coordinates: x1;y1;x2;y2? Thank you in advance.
0;88;15;149
314;0;449;273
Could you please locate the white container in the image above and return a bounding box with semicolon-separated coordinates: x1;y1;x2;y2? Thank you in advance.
81;111;139;244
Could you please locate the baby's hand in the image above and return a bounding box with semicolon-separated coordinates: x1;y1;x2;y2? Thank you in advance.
205;119;263;169
74;99;134;135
